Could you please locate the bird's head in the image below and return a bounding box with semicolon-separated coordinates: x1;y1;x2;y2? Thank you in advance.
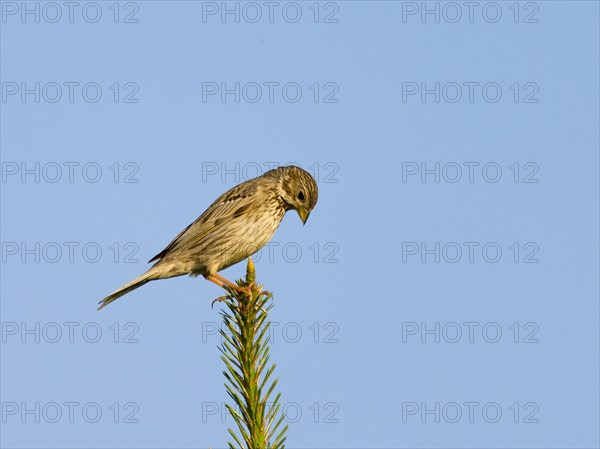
277;166;319;225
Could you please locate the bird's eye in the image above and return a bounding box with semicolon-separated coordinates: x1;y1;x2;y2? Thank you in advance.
297;191;305;202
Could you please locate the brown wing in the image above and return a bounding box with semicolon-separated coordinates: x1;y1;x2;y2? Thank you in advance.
148;180;259;264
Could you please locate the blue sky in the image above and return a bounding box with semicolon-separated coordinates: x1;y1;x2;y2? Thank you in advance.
1;1;599;448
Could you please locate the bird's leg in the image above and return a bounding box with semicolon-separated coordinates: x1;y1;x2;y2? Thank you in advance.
204;274;230;289
204;274;252;296
212;273;240;290
205;275;237;306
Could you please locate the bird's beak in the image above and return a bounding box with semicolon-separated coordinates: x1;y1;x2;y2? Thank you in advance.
297;207;310;225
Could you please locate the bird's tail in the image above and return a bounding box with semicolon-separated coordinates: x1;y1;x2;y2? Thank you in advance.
98;267;161;310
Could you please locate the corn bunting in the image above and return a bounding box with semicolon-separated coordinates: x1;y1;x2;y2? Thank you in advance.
98;165;318;309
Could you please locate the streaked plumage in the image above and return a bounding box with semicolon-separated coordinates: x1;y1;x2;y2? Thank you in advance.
98;165;318;309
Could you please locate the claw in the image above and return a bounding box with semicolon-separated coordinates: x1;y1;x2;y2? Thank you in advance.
211;295;229;308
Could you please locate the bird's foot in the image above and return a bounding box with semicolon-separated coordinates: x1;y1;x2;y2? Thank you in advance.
237;283;271;298
228;285;252;297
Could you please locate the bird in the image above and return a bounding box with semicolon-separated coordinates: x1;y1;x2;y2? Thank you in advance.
98;165;318;310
